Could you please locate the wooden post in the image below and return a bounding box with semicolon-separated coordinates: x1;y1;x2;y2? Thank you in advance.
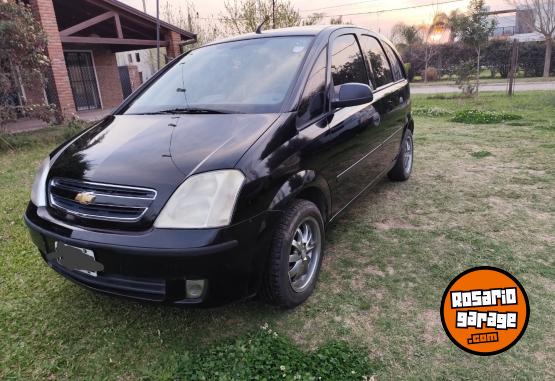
507;39;519;96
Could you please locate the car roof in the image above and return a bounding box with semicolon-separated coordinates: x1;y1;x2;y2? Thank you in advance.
205;25;374;46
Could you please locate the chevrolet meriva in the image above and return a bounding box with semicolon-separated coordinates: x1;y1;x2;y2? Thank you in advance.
25;26;414;308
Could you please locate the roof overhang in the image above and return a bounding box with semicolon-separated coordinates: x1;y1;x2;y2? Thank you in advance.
52;0;196;52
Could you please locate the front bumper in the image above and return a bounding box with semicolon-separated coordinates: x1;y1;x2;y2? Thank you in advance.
24;203;277;306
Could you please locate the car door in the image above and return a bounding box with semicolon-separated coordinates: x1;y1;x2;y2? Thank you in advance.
359;35;409;169
381;41;411;163
324;33;385;215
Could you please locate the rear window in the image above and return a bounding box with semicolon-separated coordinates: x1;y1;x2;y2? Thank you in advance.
123;36;313;115
359;35;393;88
383;43;405;81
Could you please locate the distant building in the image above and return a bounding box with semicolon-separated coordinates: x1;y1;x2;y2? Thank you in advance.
116;49;156;84
489;8;544;42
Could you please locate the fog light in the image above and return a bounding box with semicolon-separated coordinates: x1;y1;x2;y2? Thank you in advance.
185;279;206;299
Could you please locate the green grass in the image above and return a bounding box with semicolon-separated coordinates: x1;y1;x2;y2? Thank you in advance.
451;110;523;124
470;150;493;159
1;91;554;380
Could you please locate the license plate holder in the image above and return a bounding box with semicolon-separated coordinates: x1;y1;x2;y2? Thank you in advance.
52;242;103;277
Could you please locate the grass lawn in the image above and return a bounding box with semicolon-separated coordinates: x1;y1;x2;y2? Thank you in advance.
411;75;555;86
1;92;554;380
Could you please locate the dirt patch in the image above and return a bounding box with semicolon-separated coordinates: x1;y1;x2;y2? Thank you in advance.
364;266;385;277
374;218;417;231
422;309;445;344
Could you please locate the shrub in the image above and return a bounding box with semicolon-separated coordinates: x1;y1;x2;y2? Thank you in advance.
454;60;478;97
404;62;415;81
471;150;493;159
413;106;452;117
451;110;523;124
421;66;439;81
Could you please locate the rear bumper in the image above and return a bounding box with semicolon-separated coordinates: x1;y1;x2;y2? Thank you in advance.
24;203;278;306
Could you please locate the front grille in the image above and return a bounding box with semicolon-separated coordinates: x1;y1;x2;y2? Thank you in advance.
48;177;157;222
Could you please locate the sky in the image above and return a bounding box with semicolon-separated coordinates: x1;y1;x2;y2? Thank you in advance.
120;0;510;37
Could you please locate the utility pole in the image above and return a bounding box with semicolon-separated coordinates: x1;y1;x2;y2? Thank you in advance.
156;0;160;71
507;39;519;96
272;0;275;29
141;0;146;12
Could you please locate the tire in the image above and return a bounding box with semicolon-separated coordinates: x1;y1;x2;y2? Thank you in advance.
388;129;414;181
261;199;325;308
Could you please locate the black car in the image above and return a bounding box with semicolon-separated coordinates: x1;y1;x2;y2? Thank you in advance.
25;25;414;308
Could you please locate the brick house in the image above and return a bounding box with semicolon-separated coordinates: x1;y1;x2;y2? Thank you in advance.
20;0;195;118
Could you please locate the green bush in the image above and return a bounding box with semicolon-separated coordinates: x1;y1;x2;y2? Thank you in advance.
413;106;452;117
471;150;493;159
142;325;380;380
451;110;523;124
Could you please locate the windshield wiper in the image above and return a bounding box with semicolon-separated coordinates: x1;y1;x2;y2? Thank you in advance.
142;107;237;115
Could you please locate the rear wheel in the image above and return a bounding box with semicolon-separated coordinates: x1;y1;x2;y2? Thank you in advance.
261;200;324;308
388;129;413;181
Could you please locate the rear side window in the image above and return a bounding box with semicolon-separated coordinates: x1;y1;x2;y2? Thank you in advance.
331;34;368;86
383;43;404;81
359;35;393;88
297;48;327;125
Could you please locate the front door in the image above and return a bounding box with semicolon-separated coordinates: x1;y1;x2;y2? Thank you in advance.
64;51;101;111
324;33;384;215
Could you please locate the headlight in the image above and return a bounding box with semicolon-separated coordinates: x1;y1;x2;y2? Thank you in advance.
30;157;51;207
154;170;245;229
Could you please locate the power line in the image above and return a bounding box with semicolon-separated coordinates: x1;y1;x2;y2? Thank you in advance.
300;0;384;13
179;0;466;22
314;0;465;18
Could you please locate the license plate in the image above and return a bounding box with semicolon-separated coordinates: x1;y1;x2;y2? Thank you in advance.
52;242;103;277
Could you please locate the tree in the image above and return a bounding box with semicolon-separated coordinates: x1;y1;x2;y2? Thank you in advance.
0;1;53;127
162;1;221;51
446;9;465;42
329;15;352;25
221;0;300;34
450;0;497;93
302;12;324;26
509;0;555;77
391;23;423;54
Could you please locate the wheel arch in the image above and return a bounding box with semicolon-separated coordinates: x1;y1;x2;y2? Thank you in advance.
268;170;332;223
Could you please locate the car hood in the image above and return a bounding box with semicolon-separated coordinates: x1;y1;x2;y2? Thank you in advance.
48;113;280;193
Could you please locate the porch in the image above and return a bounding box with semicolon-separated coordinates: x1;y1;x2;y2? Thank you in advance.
9;0;195;129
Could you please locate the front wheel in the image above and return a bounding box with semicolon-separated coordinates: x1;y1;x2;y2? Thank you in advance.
388;129;413;181
261;200;325;308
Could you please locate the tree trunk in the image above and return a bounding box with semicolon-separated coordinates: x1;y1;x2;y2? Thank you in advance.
476;47;481;95
424;46;429;83
544;38;552;78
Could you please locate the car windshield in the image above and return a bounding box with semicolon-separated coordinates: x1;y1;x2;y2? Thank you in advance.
123;36;314;115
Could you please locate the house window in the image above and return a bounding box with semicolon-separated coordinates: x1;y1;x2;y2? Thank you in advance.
128;53;133;63
135;53;141;62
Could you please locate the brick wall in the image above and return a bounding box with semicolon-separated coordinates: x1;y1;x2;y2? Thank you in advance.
29;0;76;117
165;31;182;60
92;47;124;109
127;65;142;91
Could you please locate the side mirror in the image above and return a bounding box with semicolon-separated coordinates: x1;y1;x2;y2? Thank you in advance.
331;83;373;108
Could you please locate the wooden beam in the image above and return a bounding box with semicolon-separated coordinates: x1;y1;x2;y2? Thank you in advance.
114;13;123;38
60;36;169;46
59;11;116;37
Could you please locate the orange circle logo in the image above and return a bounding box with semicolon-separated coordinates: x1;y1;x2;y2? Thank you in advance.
440;267;529;356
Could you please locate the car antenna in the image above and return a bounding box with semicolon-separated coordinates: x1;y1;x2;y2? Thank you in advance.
256;15;270;34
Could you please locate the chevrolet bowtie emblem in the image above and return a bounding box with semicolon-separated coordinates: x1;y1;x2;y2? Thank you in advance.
74;192;96;205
